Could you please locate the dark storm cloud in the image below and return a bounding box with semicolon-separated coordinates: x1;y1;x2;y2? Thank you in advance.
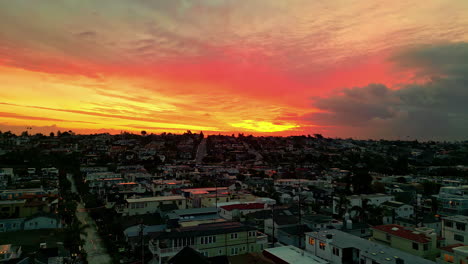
302;42;468;140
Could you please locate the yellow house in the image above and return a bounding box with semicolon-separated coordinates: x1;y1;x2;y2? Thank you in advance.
0;199;50;218
372;224;441;260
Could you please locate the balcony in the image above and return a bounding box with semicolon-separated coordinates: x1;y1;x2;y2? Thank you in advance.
148;241;185;258
256;232;268;245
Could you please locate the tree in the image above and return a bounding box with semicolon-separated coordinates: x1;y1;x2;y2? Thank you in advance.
334;195;351;218
351;168;373;194
50;132;55;137
141;130;147;136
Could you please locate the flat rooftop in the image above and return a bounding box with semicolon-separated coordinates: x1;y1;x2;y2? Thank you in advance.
263;245;328;264
307;230;435;264
443;215;468;222
126;195;185;203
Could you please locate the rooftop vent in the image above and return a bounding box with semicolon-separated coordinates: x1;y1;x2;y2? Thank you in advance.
391;227;399;231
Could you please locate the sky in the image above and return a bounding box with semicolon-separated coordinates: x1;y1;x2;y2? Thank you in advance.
1;0;468;140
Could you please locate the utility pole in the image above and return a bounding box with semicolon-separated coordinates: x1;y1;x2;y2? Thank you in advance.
271;204;275;248
140;219;144;264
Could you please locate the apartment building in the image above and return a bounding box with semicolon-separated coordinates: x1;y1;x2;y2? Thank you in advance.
442;215;468;245
435;186;468;215
305;229;436;264
148;221;268;263
371;224;440;260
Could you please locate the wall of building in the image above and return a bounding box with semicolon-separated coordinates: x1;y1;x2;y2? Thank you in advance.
24;216;61;230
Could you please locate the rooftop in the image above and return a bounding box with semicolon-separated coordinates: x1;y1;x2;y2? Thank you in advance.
221;203;265;211
263;245;328;264
443;215;468;223
307;230;435;264
372;224;431;243
381;201;407;208
439;243;465;253
126;195;185;203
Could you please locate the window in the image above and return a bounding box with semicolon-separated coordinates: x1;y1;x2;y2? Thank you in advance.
201;236;216;244
456;222;466;231
454;234;464;242
248;231;256;237
0;223;3;228
309;238;315;245
218;249;222;255
412;242;419;250
242;246;246;251
319;242;326;250
445;221;453;228
386;233;391;241
333;247;340;256
231;247;239;255
423;244;428;251
230;233;238;239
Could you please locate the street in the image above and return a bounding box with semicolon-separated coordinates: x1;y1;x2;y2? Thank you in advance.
68;174;113;264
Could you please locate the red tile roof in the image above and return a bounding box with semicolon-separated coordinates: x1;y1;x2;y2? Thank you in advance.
439;243;465;253
221;203;265;211
372;224;431;243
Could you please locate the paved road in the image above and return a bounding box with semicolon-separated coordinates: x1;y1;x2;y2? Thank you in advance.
67;174;113;264
195;138;207;165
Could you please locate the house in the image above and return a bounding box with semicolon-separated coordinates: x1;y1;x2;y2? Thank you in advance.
371;224;441;260
117;196;187;216
333;194;395;215
276;225;312;248
263;245;329;264
442;215;468;245
395;215;442;235
220;203;266;220
181;187;230;208
381;201;414;219
23;213;62;230
148;222;268;263
0;217;24;233
0;199;51;219
166;207;220;228
264;214;299;239
305;229;436;264
436;244;468;264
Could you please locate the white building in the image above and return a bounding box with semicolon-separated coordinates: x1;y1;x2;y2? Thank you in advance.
442;215;468;245
219;203;266;220
435;186;468;215
117;196;187;216
381;201;414;218
333;194;395;215
263;245;329;264
305;230;436;264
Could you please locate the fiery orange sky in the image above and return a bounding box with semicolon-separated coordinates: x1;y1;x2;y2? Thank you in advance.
1;1;468;139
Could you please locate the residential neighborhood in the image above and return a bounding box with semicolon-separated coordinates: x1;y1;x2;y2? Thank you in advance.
1;131;468;263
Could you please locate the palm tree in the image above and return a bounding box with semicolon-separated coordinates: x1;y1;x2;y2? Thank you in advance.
334;195;351;219
64;220;89;254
